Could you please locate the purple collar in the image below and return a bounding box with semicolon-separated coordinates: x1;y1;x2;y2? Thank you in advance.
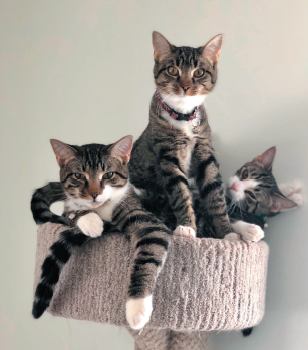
155;91;200;122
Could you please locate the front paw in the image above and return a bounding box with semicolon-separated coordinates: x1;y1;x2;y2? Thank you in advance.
173;225;196;238
77;213;103;237
126;295;153;330
224;232;241;241
241;224;264;242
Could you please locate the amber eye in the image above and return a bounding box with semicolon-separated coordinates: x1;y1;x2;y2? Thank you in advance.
75;173;85;179
103;172;113;179
194;68;205;78
167;66;179;76
241;168;248;179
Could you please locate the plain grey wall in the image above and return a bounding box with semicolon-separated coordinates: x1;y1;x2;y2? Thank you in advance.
1;0;307;349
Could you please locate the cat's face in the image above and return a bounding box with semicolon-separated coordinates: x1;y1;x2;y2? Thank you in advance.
227;147;297;214
152;31;222;99
50;136;133;209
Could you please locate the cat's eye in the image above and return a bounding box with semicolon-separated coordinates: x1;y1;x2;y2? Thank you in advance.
241;168;248;179
75;173;85;179
103;172;113;179
167;66;179;76
194;68;205;78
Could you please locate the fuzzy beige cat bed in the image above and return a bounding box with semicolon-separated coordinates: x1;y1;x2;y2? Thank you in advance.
34;223;269;349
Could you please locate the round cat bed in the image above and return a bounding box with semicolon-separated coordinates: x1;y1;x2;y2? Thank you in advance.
34;223;269;332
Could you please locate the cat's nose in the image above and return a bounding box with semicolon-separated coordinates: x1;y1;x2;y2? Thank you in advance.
90;192;99;200
230;182;239;192
181;84;191;92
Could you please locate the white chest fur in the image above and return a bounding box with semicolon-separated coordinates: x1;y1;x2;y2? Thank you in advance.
160;92;205;139
160;93;205;172
161;110;202;139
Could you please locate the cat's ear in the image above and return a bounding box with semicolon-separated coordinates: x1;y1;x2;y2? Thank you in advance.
253;146;276;171
269;191;298;213
152;31;174;60
50;139;77;166
201;34;223;63
108;136;133;165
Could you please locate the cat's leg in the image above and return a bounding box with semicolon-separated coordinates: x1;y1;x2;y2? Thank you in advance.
279;181;304;207
230;220;264;242
156;149;196;237
192;150;233;239
113;204;172;330
125;221;171;329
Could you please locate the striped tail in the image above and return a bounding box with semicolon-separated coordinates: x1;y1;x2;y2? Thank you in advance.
31;182;68;225
32;229;90;319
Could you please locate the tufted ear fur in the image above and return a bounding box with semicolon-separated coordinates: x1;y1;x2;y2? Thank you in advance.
253;146;276;171
269;191;298;212
50;139;77;166
201;34;223;63
108;136;133;165
152;31;174;60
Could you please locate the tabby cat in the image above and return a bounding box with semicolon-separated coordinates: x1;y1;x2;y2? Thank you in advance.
31;136;172;330
194;146;299;242
226;146;299;242
215;146;301;337
129;31;234;239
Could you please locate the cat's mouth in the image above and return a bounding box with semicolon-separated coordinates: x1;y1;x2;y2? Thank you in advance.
88;198;111;208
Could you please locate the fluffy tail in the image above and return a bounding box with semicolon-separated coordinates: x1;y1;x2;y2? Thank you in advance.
242;327;253;337
32;229;90;319
31;182;68;225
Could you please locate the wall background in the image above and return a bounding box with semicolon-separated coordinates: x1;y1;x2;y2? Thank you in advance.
1;0;307;349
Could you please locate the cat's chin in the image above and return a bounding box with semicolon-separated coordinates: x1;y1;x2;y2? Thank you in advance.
89;201;105;208
78;200;108;209
159;91;206;114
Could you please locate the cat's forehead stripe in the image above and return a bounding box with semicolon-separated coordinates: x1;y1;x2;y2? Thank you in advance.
82;146;105;171
176;46;198;67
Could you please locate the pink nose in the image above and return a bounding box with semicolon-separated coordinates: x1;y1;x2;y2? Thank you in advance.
230;182;239;192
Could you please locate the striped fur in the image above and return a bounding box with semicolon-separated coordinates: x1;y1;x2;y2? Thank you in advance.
31;182;68;225
195;147;298;239
129;32;232;238
31;137;172;329
32;226;91;318
227;147;297;216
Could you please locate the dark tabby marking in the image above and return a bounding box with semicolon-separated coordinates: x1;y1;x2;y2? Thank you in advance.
31;137;172;329
31;182;68;225
129;31;232;238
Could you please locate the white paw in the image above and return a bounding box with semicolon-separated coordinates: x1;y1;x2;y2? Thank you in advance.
279;181;302;198
241;224;264;242
77;213;104;237
224;232;241;241
288;193;304;207
126;295;153;330
173;225;196;238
